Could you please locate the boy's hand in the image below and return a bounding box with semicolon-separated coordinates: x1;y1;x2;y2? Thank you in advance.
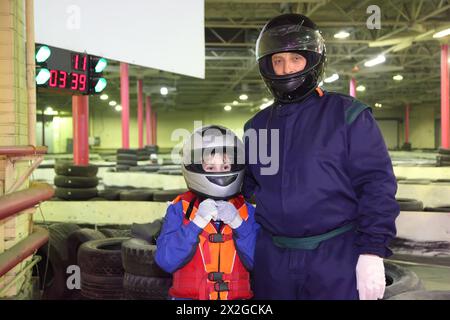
356;254;385;300
217;201;243;229
192;199;218;228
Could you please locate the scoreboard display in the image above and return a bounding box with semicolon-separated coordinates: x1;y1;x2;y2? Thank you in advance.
35;44;107;95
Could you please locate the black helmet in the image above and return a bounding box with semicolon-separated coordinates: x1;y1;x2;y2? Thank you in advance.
256;14;326;103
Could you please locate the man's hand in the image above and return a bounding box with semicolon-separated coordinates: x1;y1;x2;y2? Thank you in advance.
216;201;243;229
356;254;386;300
192;199;218;229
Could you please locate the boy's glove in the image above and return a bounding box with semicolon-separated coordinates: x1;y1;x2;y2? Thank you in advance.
192;199;218;229
216;201;243;229
356;254;386;300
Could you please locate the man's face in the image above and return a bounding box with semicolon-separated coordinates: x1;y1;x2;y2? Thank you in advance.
202;153;231;173
271;52;307;76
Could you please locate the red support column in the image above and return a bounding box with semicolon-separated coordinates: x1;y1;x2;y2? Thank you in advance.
145;95;152;145
72;95;89;165
151;111;157;145
349;77;357;98
441;43;449;149
405;104;410;144
154;112;157;145
137;79;144;148
120;62;130;149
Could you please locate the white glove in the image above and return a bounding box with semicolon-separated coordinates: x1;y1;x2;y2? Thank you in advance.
216;201;243;229
356;254;386;300
192;199;218;229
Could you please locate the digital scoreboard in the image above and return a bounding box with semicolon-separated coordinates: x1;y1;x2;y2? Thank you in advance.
35;44;107;95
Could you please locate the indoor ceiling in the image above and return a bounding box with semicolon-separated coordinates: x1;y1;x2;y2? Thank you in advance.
37;0;450;114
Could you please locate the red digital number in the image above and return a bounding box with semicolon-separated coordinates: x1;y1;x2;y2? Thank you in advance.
58;71;67;88
73;54;79;70
79;74;87;91
82;55;87;71
71;73;79;90
49;70;58;87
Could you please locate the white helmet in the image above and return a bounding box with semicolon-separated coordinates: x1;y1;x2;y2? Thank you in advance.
181;125;245;200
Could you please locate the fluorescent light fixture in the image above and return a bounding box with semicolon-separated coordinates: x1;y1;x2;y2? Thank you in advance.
109;100;117;106
364;55;386;67
232;100;238;105
324;73;339;83
356;85;366;92
160;87;168;96
115;105;122;112
433;28;450;38
44;106;58;115
100;94;109;100
260;99;274;110
334;31;350;39
393;74;403;81
374;103;382;108
239;94;248;101
224;105;232;111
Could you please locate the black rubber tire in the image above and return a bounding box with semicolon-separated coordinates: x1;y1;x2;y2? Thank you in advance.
131;220;163;244
119;190;154;201
438;147;450;155
121;238;170;277
129;166;146;172
100;228;132;238
67;228;106;266
81;273;124;300
424;206;450;212
388;290;450;300
153;189;188;202
397;179;431;185
168;171;182;176
117;154;138;161
143;166;160;173
54;175;99;188
123;273;171;300
55;187;98;200
55;162;98;177
88;197;105;201
116;165;130;172
98;189;122;200
36;223;80;300
383;262;424;299
396;198;424;211
117;159;138;167
117;148;138;155
395;176;407;181
78;238;128;276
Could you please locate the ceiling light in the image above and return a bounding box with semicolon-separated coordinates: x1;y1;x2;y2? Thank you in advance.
364;55;386;67
433;28;450;38
393;74;403;81
324;73;339;83
100;94;109;100
239;94;248;101
260;99;274;110
160;87;168;96
374;103;382;108
356;85;366;92
115;105;122;112
224;105;232;111
232;100;238;105
334;31;350;39
109;100;117;106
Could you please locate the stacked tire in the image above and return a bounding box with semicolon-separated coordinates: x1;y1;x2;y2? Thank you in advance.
78;238;129;300
437;148;450;167
116;148;150;172
121;238;171;299
54;162;99;200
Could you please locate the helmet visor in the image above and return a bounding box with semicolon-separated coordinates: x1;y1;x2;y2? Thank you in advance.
256;25;325;60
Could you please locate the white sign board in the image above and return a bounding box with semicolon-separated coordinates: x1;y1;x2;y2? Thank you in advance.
35;0;205;78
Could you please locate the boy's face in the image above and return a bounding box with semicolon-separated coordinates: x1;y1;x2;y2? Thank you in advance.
271;52;307;76
202;153;231;173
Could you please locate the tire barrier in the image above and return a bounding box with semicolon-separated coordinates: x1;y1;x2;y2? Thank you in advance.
396;198;424;211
